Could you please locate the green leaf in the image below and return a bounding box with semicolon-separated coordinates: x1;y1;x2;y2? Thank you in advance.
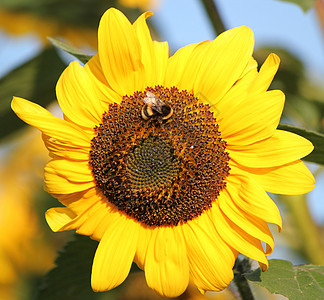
278;123;324;165
48;37;93;64
36;235;113;300
276;0;316;12
245;259;324;299
37;234;141;300
0;47;66;139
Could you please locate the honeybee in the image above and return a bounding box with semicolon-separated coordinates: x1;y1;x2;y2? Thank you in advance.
141;91;173;121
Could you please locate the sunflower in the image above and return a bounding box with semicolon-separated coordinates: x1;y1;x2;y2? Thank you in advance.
12;8;315;297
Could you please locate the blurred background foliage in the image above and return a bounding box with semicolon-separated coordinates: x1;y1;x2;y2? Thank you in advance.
0;0;323;299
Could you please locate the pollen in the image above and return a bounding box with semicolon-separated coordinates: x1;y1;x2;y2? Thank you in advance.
89;86;230;227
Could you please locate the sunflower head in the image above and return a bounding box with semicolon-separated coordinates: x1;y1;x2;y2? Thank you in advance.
11;7;315;298
89;85;230;227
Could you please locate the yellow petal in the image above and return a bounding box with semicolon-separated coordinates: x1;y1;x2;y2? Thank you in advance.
182;213;236;292
166;26;254;105
249;53;280;95
228;129;314;168
11;97;90;147
98;8;144;95
54;187;99;215
47;197;121;242
219;90;285;145
84;54;122;104
134;224;153;270
76;201;122;241
164;41;207;90
220;180;278;255
91;217;139;291
240;160;315;195
226;167;282;231
56;61;106;128
144;226;189;297
194;26;254;106
133;11;169;87
211;58;258;120
238;57;258;80
45;207;77;232
210;203;269;267
42;133;89;161
152;41;169;84
44;159;95;194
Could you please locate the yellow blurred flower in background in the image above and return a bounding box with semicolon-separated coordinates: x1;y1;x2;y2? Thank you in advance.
120;0;157;10
0;9;97;48
0;129;58;300
0;0;158;48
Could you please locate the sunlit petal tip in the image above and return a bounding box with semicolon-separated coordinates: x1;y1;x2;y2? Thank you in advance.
273;90;286;108
11;96;25;112
226;25;252;34
295;164;315;194
215;26;254;51
298;138;314;159
45;207;76;232
227;25;254;45
102;7;125;18
305;174;316;192
249;53;281;94
258;53;280;78
102;7;132;27
11;96;44;116
141;10;154;19
99;8;132;38
267;53;280;65
91;275;107;292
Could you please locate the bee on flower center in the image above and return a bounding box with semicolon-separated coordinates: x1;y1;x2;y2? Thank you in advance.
141;91;173;121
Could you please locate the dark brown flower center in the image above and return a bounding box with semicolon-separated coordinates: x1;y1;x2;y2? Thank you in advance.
126;135;180;190
89;86;230;227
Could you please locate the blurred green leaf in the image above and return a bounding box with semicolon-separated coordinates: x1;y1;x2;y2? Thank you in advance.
276;0;316;11
48;37;93;64
282;95;321;130
37;235;114;300
0;47;66;139
278;123;324;165
245;259;324;299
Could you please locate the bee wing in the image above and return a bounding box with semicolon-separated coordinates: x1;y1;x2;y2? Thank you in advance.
142;91;163;114
146;91;156;98
143;97;152;104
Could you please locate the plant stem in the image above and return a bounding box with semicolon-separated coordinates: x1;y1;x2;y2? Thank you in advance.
200;0;226;35
315;0;324;34
233;258;255;300
279;194;324;265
